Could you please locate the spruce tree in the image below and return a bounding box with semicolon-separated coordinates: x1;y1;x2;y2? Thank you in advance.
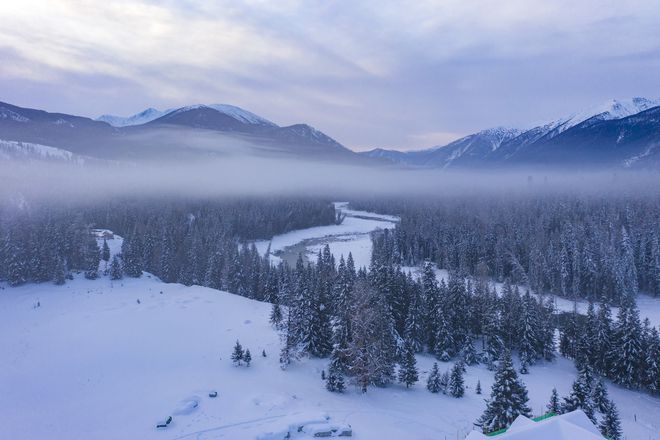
426;362;442;393
562;369;595;422
611;298;643;388
448;363;465;398
478;351;531;433
231;340;244;366
244;349;252;366
599;400;622;440
592;379;609;414
644;327;660;393
83;234;100;280
462;336;478;366
270;302;283;329
326;362;345;393
440;370;450;394
102;239;110;263
547;388;560;414
398;338;419;388
109;255;123;280
476;379;482;395
53;256;67;285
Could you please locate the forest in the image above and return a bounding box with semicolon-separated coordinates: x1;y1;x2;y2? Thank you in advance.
1;193;658;438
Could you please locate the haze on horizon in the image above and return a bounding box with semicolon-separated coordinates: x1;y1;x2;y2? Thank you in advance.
1;0;659;151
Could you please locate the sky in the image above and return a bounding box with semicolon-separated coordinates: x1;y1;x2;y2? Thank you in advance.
0;0;659;151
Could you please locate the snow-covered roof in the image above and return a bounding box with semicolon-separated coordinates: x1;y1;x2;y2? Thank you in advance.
465;410;603;440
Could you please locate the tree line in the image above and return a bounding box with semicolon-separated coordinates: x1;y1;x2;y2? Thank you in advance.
352;194;659;302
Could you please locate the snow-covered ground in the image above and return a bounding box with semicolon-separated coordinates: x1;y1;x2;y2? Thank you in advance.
1;207;659;440
254;202;397;269
2;271;659;439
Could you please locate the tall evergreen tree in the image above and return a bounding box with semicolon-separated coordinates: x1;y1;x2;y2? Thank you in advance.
109;255;123;280
611;298;643;388
478;351;531;433
231;340;244;366
426;362;442;393
398;338;419;388
448;363;465;398
599;400;622;440
547;388;560;414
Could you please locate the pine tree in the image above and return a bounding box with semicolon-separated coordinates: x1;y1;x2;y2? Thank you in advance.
440;370;450;394
594;299;614;375
426;362;442;393
478;351;531;433
476;379;482;395
562;368;595;422
461;336;478;366
592;379;609;414
421;261;440;351
644;327;660;393
231;340;244;366
611;298;643;388
101;238;110;263
53;256;67;285
326;362;345;393
109;255;123;280
599;400;622;440
398;338;419;388
448;363;465;398
547;388;560;414
518;291;539;369
244;349;252;366
270;302;283;329
83;234;100;280
279;313;297;370
434;309;453;361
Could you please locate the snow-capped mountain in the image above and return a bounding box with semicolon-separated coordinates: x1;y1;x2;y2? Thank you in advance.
97;108;169;127
362;98;660;169
362;127;522;168
1;101;360;162
97;104;276;128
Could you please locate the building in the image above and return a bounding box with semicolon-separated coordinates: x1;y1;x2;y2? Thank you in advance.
465;410;603;440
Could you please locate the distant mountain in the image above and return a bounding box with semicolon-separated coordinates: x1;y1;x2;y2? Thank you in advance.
0;101;361;162
362;127;522;168
97;108;168;127
362;98;660;169
98;104;276;129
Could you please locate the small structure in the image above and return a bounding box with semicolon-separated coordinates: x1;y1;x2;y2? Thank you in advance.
92;229;114;240
209;391;218;398
466;410;603;439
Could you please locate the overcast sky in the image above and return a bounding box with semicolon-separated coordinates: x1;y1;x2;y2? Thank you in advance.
1;0;659;151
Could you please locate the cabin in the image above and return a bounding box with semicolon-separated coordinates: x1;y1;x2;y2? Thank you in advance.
465;410;603;440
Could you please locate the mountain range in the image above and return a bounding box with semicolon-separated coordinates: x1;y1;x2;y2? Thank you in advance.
1;98;660;168
362;98;660;169
0;101;356;162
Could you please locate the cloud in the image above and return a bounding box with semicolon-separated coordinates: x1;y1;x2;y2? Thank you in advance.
1;0;659;149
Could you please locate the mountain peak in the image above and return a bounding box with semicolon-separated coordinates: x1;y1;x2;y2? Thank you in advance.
98;104;277;128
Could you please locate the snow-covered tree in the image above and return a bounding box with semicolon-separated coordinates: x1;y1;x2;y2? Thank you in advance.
448;363;465;398
478;351;531;433
398;338;419;388
109;255;123;280
231;340;244;366
427;362;442;393
599;400;622;440
547;388;560;414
